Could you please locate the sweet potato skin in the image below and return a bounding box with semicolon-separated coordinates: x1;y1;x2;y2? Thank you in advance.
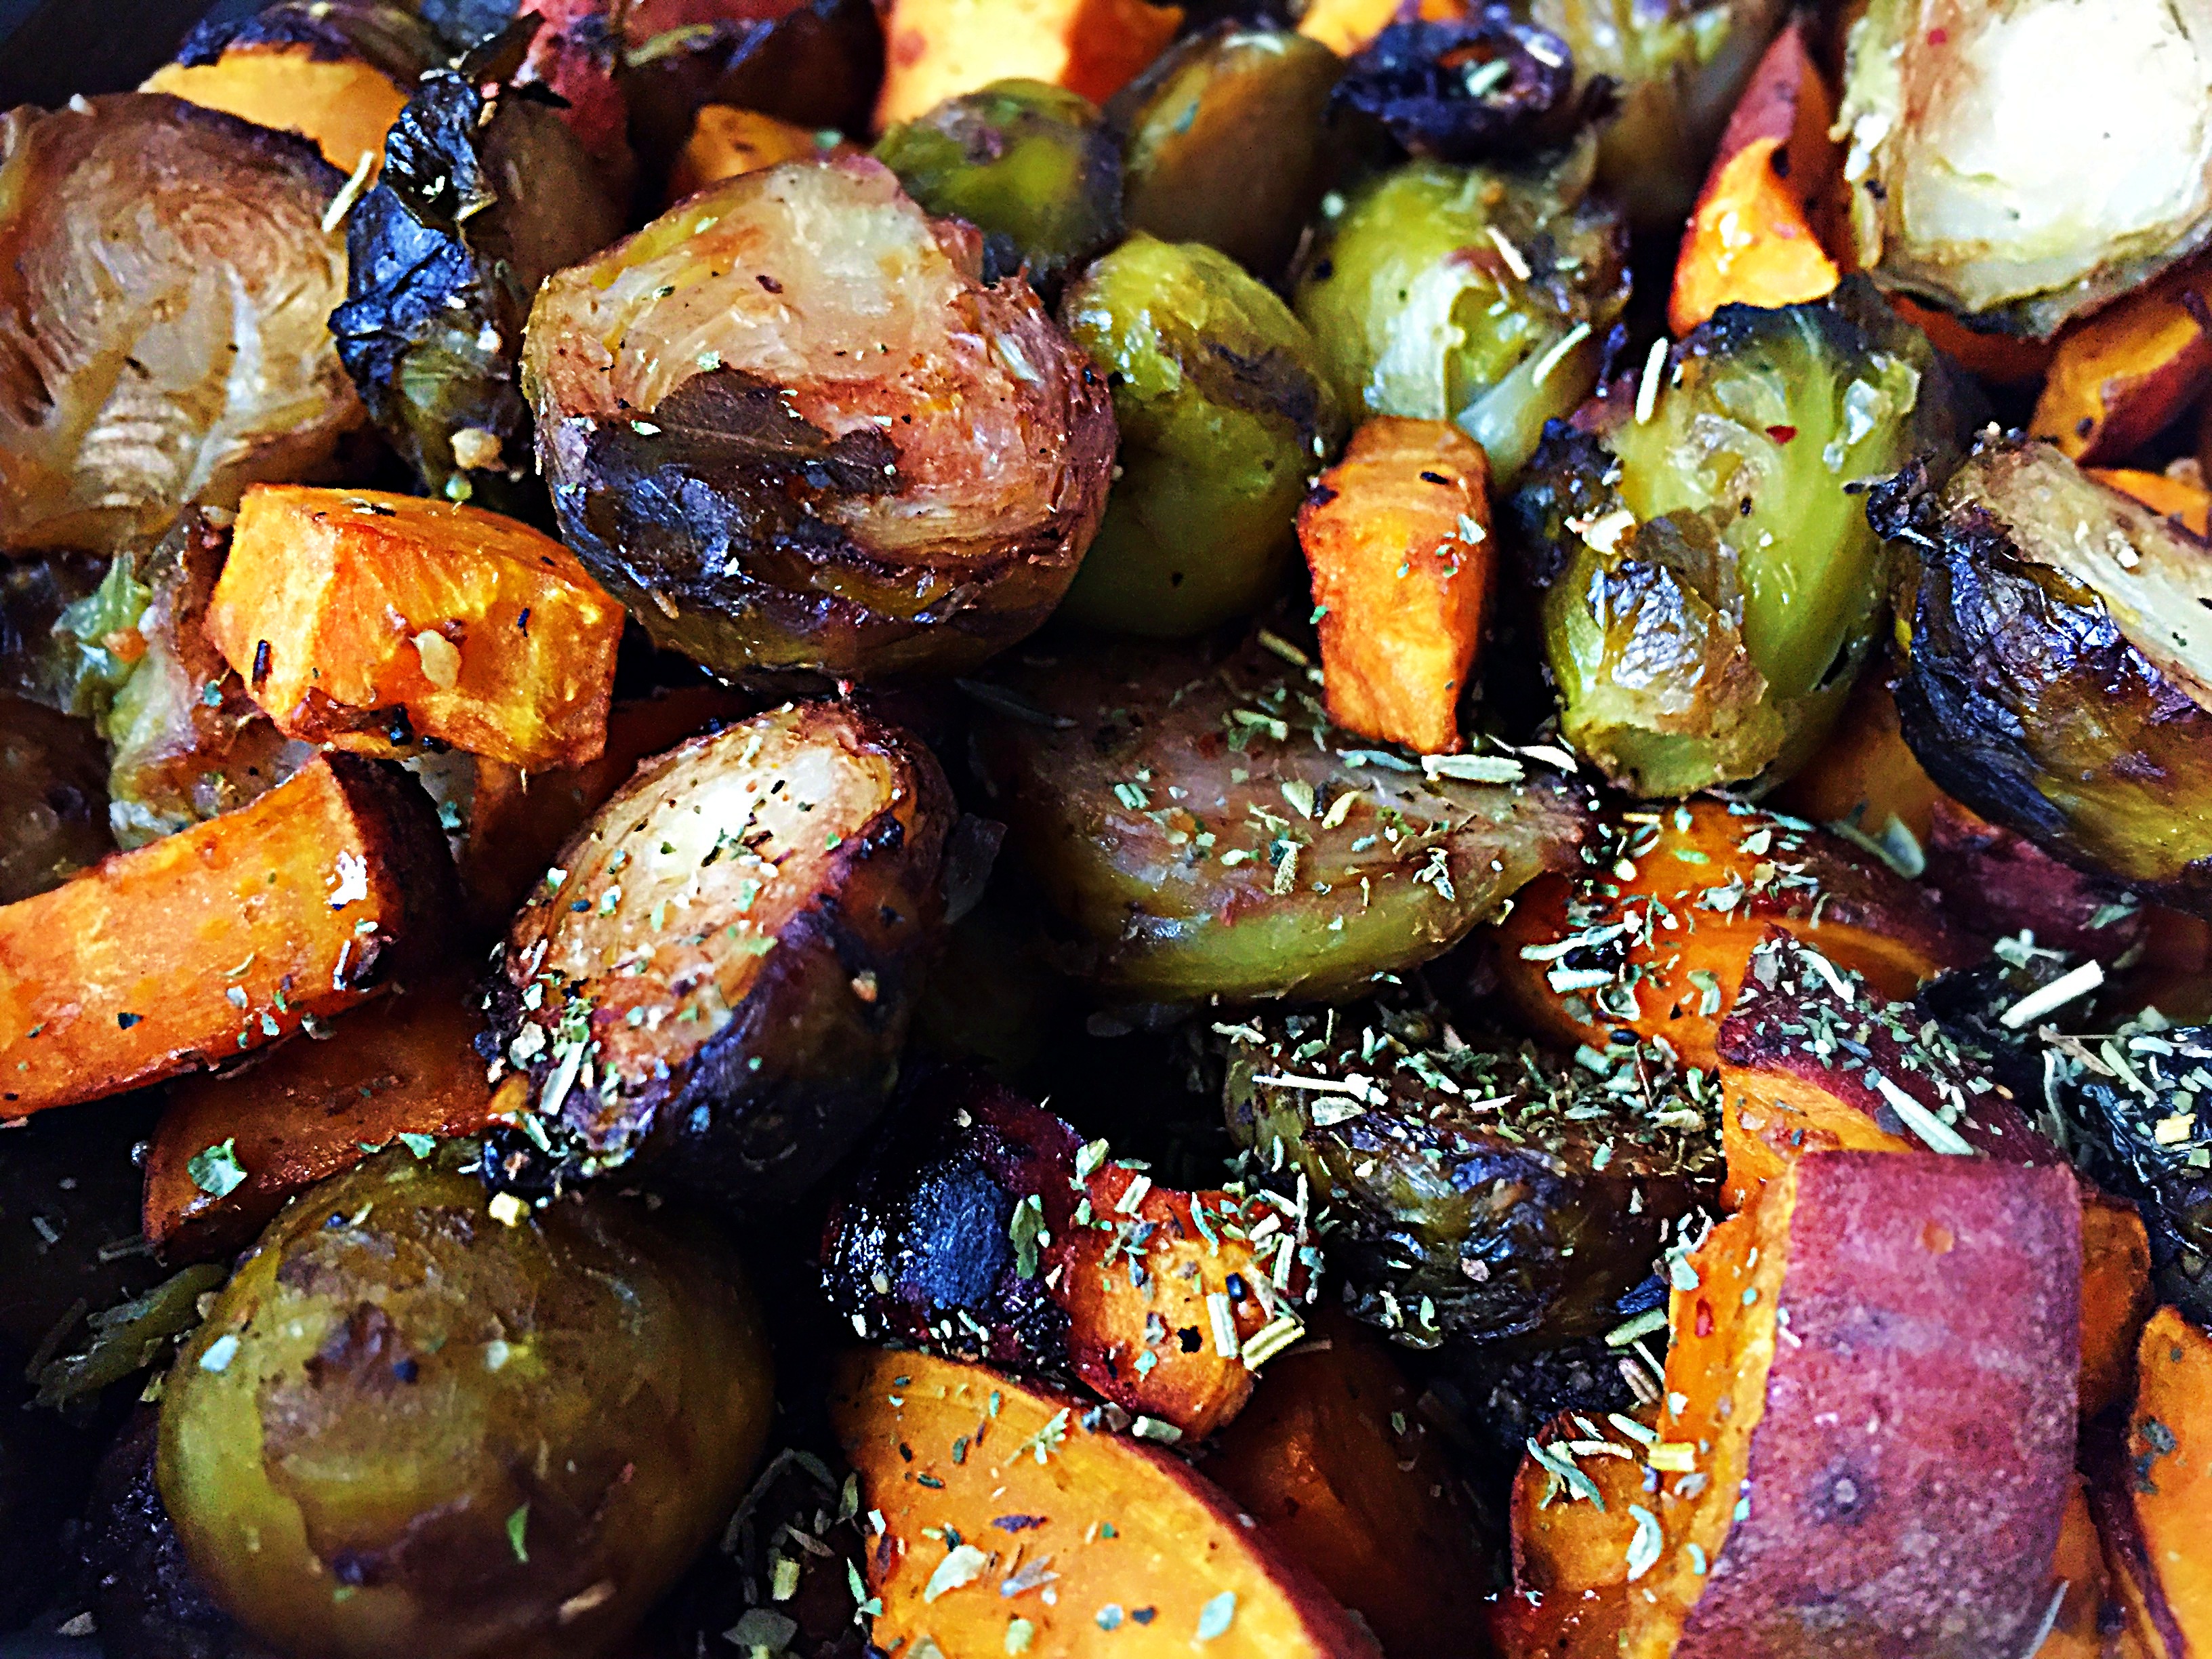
1668;21;1843;335
1494;800;1971;1071
205;485;623;773
1639;1153;2082;1659
874;0;1182;129
2091;1307;2212;1659
1300;417;1492;756
1204;1315;1486;1657
831;1348;1382;1658
2034;256;2212;465
143;969;501;1262
0;755;453;1115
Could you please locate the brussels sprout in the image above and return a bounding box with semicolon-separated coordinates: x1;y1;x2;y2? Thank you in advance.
1056;235;1345;636
1511;283;1965;797
331;68;623;510
1876;439;2212;912
969;626;1592;1002
1292;149;1629;481
1837;0;2212;335
489;703;954;1201
874;79;1122;294
158;1146;775;1659
0;96;361;554
1108;24;1341;280
523;157;1115;678
1330;15;1583;164
0;695;112;903
1526;0;1782;232
1223;998;1718;1346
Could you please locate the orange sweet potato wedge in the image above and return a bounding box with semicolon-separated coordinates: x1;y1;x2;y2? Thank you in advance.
2091;467;2212;538
831;1348;1381;1657
2092;1307;2212;1659
0;755;453;1117
1205;1313;1487;1657
1770;676;1949;851
1490;1404;1655;1659
2034;256;2212;464
2046;1476;2137;1659
1300;417;1492;756
1891;294;2057;389
2081;1193;2156;1422
1493;800;1971;1073
205;485;623;774
144;42;408;177
875;0;1181;129
1668;21;1843;335
1622;1151;2081;1659
667;105;835;203
143;968;504;1262
1293;0;1462;56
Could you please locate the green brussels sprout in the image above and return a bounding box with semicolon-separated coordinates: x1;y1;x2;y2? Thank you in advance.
1108;24;1343;281
331;66;623;510
1057;234;1346;637
158;1146;774;1659
1223;996;1719;1346
1525;0;1782;231
874;79;1122;294
969;626;1592;1002
1292;149;1629;481
1875;438;2212;911
1511;283;1967;798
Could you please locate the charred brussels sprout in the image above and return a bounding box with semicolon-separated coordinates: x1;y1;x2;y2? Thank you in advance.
1223;998;1718;1345
157;1146;774;1659
524;157;1116;678
970;628;1591;1002
1057;235;1345;636
1331;15;1582;163
1292;149;1629;480
1837;0;2212;335
331;68;623;510
1512;284;1962;797
489;703;953;1201
1528;0;1782;232
1108;24;1341;281
873;79;1122;295
1877;439;2212;912
0;95;361;554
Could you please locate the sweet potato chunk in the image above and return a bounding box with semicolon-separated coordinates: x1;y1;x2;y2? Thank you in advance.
667;105;834;202
2035;257;2212;464
1490;1406;1655;1659
1668;22;1843;335
1890;294;2057;389
2047;1477;2132;1659
2094;1308;2212;1659
831;1349;1380;1657
0;755;452;1116
1206;1317;1486;1657
1494;800;1971;1072
1623;1153;2081;1659
143;969;502;1262
205;485;623;773
1770;676;1949;851
2093;467;2212;538
874;0;1182;129
1300;417;1492;756
2081;1194;2157;1422
1293;0;1460;56
144;46;408;177
1923;797;2151;963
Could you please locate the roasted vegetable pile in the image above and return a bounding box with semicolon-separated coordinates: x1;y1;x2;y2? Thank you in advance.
6;3;2212;1656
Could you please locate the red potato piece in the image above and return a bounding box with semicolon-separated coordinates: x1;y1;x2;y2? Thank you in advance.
0;755;453;1116
1624;1151;2081;1659
831;1348;1381;1658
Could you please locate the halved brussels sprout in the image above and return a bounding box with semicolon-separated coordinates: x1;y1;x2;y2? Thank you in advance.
1510;282;1967;798
1109;24;1341;280
1527;0;1782;231
331;67;624;510
1876;438;2212;913
1292;147;1629;480
969;626;1592;1002
1223;995;1717;1346
0;95;362;554
523;157;1116;678
1057;234;1345;637
158;1145;775;1659
489;701;954;1200
1837;0;2212;335
874;79;1122;295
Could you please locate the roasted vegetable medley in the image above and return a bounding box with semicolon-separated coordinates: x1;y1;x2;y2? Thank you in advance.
7;1;2212;1655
